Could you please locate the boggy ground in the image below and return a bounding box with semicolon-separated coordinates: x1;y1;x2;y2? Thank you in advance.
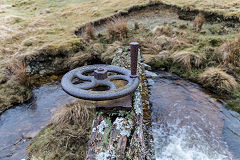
16;1;240;160
0;0;148;113
0;0;143;114
74;6;240;113
1;0;240;113
140;19;240;112
28;6;240;159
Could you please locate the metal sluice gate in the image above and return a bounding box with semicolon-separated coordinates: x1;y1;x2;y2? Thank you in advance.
61;42;140;101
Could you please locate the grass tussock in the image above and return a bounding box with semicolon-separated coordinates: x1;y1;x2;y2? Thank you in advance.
172;51;203;71
85;23;95;39
193;13;205;32
134;22;140;30
199;68;238;94
28;100;96;160
101;41;122;63
141;35;171;55
238;30;240;42
168;35;193;51
51;101;93;127
219;40;240;66
152;24;172;36
7;59;30;86
106;18;129;40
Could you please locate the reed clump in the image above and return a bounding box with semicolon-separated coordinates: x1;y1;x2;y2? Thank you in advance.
106;18;129;39
172;51;203;71
7;59;30;86
193;12;205;32
199;67;238;94
28;100;95;160
85;23;95;39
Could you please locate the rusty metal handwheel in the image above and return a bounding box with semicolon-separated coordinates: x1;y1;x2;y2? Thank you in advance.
61;64;140;101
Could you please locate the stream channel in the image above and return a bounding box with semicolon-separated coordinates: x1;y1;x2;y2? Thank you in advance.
0;71;240;159
149;71;240;160
1;5;240;160
0;82;75;160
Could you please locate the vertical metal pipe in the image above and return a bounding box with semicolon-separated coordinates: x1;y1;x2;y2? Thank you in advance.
130;42;139;78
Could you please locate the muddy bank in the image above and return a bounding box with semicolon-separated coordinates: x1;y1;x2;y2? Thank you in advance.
75;1;240;36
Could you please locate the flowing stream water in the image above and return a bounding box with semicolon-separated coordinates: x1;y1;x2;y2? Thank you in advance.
149;71;240;160
1;4;240;159
0;71;240;159
0;82;75;160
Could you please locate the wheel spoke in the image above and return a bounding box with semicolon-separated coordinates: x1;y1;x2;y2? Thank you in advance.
108;75;132;83
95;80;116;90
75;71;93;81
76;81;96;90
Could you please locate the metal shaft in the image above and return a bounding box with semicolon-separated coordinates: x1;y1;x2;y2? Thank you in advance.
130;42;139;78
94;68;108;80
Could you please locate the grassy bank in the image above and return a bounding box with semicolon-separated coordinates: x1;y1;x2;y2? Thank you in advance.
140;18;240;112
0;0;148;113
28;100;96;160
22;1;240;159
1;0;240;113
161;0;240;18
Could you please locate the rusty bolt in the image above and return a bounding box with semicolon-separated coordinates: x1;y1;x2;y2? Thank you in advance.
130;42;139;78
94;68;108;80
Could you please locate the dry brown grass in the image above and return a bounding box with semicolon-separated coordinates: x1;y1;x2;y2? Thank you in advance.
141;35;170;55
238;29;240;42
151;24;193;52
169;35;193;51
85;23;95;39
51;100;95;128
193;12;205;32
219;41;233;64
199;67;238;93
219;40;240;66
29;100;96;160
101;41;122;63
172;51;203;71
134;22;140;30
152;24;172;36
7;59;30;86
161;0;240;18
106;18;129;39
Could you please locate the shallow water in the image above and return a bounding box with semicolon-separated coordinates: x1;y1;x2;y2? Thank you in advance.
94;6;183;35
149;71;240;160
0;82;75;160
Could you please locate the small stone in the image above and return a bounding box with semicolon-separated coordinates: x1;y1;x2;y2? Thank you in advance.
39;70;47;75
145;70;158;78
22;130;40;139
147;78;155;86
142;63;151;70
40;9;51;14
26;65;31;73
